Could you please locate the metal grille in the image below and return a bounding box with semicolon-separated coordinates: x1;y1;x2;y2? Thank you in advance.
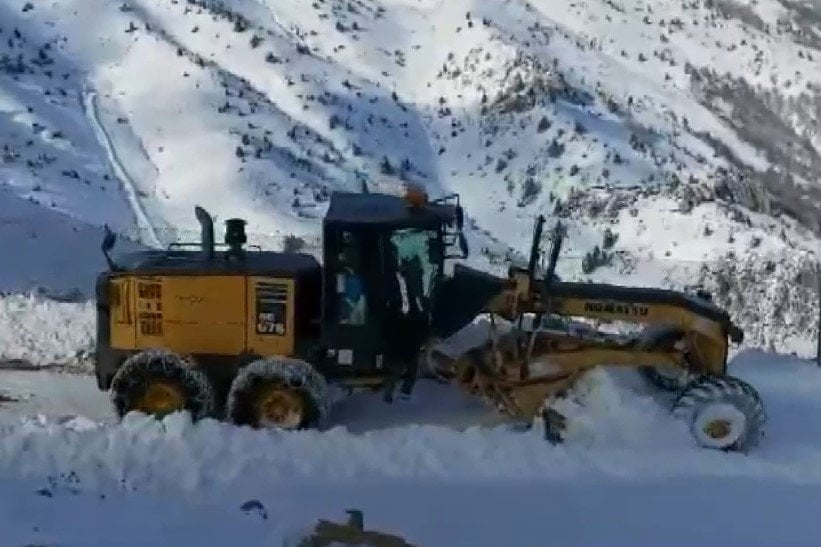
137;280;163;336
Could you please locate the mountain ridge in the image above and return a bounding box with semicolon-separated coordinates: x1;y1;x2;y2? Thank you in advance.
0;0;818;354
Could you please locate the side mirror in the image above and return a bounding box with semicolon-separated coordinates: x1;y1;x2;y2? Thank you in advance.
728;324;744;344
102;226;117;253
101;225;121;271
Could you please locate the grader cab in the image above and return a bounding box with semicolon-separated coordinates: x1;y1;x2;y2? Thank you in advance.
95;188;765;452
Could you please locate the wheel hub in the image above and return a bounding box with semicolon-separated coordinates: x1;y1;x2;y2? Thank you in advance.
691;402;747;449
703;419;732;440
256;387;305;429
136;381;185;416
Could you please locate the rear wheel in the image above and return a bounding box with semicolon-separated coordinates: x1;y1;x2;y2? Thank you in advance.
226;357;329;430
672;375;766;452
110;349;215;420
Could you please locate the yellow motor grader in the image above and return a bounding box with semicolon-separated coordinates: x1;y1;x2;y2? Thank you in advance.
94;187;764;452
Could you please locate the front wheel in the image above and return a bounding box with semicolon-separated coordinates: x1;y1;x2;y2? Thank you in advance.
637;326;690;392
639;365;690;392
672;375;766;452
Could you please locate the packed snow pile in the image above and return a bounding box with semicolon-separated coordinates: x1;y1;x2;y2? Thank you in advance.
549;368;688;448
1;351;820;505
0;294;95;371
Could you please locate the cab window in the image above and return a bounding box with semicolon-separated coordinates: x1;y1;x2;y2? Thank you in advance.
336;230;367;325
388;228;441;316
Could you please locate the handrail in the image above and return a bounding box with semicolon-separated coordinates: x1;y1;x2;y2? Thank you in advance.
166;242;263;252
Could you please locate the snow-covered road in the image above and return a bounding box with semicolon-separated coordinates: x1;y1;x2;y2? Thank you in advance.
4;474;821;547
2;349;821;545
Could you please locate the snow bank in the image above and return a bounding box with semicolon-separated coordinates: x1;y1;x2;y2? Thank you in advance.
2;353;821;506
550;368;688;448
0;294;95;371
1;352;820;545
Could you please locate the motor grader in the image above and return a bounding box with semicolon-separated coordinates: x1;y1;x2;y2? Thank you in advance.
94;187;765;451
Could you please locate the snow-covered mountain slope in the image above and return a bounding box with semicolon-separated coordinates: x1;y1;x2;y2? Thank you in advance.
0;184;145;297
0;0;819;353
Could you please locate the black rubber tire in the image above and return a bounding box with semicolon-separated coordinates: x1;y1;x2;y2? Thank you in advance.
226;357;330;429
637;326;690;392
110;348;216;421
672;374;766;452
639;366;689;392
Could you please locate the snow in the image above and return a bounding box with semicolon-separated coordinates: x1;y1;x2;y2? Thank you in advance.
4;473;821;547
0;475;284;547
4;0;820;233
0;242;817;543
0;352;818;487
0;184;144;297
83;89;163;248
1;350;821;545
0;293;95;371
0;0;820;542
0;370;107;420
1;0;818;352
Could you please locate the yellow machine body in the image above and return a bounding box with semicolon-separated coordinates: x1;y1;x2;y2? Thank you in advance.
94;245;323;394
108;275;296;358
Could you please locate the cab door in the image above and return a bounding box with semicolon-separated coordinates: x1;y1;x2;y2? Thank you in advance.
321;227;383;370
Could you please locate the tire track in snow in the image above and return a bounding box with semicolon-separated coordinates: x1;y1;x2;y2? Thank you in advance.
82;88;163;249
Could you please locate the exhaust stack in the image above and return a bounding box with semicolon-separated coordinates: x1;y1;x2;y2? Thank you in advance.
194;206;215;261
